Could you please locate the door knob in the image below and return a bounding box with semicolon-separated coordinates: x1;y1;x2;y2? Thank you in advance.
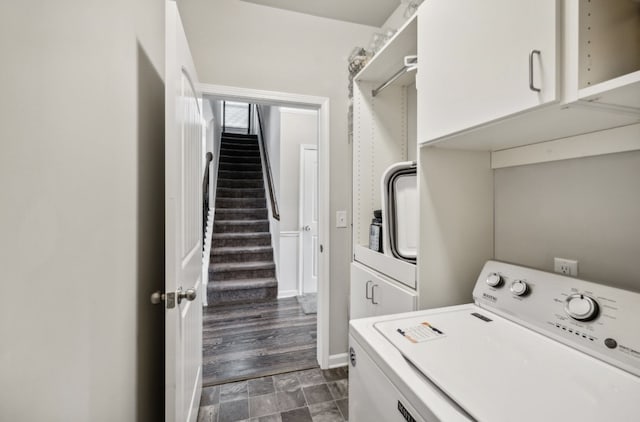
177;288;197;304
150;291;165;305
303;225;311;231
150;288;196;307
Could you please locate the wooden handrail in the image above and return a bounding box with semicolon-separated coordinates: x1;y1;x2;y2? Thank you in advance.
255;106;280;221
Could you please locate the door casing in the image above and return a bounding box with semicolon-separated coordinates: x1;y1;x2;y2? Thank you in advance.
200;83;331;369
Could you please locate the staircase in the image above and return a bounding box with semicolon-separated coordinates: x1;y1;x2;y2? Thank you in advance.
208;133;278;305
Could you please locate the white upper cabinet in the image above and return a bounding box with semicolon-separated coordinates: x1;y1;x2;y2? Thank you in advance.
416;0;640;151
418;0;559;143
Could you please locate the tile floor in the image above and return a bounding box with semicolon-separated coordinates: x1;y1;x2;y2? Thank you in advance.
198;367;349;422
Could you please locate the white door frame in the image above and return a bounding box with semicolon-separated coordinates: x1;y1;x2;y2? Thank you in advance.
199;83;331;369
298;143;318;296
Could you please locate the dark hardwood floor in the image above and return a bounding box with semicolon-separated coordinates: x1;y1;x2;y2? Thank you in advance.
203;296;318;386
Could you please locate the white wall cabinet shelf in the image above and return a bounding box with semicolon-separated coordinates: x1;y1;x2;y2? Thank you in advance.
350;262;417;320
355;14;417;89
417;0;640;153
578;70;640;112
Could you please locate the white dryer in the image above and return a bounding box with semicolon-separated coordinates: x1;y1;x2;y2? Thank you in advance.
349;261;640;421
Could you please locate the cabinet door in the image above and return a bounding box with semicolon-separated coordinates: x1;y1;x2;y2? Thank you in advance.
371;277;417;317
350;264;374;320
418;0;559;143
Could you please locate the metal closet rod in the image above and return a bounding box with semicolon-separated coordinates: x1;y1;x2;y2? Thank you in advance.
372;66;409;97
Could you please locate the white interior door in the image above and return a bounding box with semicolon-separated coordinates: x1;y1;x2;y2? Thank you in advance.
165;2;203;421
300;145;318;294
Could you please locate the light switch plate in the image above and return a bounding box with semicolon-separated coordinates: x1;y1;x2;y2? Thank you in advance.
336;210;347;228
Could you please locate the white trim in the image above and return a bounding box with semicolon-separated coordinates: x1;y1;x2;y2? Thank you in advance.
299;144;318;297
278;289;299;299
328;353;349;368
280;231;302;297
491;123;640;169
281;107;318;116
199;83;332;369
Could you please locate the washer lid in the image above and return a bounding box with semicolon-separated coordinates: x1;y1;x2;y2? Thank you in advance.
375;306;640;422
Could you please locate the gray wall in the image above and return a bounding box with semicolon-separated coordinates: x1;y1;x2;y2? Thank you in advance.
178;0;376;355
0;1;165;420
495;149;640;293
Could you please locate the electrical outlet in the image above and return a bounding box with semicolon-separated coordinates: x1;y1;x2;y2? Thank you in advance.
554;258;578;277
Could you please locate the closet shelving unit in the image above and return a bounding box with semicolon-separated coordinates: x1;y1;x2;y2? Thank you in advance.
350;14;419;319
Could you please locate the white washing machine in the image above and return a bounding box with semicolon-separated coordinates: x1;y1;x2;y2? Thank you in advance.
349;260;640;422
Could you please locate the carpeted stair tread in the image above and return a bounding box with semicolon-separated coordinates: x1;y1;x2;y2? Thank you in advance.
210;261;276;272
221;133;257;140
213;219;269;226
215;208;268;220
212;232;271;240
220;141;259;149
212;245;273;255
218;170;263;179
211;233;271;248
216;198;267;209
219;148;261;157
215;187;265;198
207;277;277;291
217;178;264;188
219;163;262;172
213;220;269;233
219;155;261;164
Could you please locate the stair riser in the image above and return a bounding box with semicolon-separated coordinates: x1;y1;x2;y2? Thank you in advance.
211;250;274;264
216;197;266;209
218;170;263;180
217;178;264;189
216;188;265;199
213;221;269;233
210;267;276;281
219;148;261;157
212;236;271;248
207;286;277;306
219;163;262;172
221;134;257;141
215;209;268;220
220;142;259;151
219;155;261;164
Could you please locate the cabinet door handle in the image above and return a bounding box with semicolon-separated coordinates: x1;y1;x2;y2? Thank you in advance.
365;280;373;299
529;50;541;92
371;284;379;304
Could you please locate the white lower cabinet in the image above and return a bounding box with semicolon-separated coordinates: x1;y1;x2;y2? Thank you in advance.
350;262;417;320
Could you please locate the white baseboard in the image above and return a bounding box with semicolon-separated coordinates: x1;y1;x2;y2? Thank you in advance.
278;289;299;298
328;353;349;368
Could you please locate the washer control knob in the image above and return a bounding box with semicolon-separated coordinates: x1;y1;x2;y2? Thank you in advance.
510;280;528;296
564;294;599;322
486;273;503;288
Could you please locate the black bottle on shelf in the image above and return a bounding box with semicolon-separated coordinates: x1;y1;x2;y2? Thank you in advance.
369;209;383;252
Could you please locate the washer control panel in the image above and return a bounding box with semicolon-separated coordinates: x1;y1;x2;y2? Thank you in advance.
473;260;640;377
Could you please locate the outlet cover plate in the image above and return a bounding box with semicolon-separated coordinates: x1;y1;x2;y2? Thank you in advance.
554;257;578;277
336;210;347;228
